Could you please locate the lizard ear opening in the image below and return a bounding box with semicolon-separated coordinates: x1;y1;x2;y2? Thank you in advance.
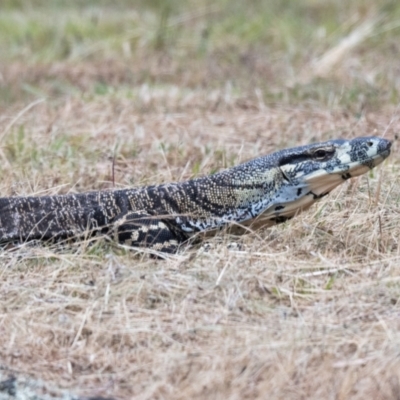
280;168;291;183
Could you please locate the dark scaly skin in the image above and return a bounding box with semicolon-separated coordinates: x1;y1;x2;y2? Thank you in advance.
0;136;391;253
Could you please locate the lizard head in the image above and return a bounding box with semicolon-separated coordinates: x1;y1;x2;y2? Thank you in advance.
257;136;391;224
279;136;391;190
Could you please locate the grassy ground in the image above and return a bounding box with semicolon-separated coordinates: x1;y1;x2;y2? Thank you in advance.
1;1;400;399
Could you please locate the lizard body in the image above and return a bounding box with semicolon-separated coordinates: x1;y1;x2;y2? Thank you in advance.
0;136;391;253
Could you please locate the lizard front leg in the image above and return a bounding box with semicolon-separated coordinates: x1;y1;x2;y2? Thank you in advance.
111;212;183;253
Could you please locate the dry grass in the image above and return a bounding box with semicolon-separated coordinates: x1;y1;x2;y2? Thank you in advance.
1;1;400;399
1;93;400;400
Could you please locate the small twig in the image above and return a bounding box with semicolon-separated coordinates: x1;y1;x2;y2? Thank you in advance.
111;141;120;188
112;152;116;188
216;261;230;286
297;268;350;278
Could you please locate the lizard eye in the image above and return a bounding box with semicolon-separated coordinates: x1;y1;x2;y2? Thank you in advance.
313;149;327;160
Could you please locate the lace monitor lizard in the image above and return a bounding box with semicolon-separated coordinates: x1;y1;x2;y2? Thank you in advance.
0;136;391;254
